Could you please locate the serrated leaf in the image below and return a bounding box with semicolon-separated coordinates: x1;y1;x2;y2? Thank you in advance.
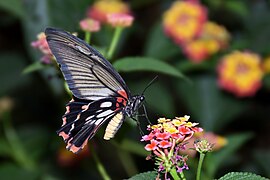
113;57;185;79
218;172;268;180
128;171;157;180
22;61;48;74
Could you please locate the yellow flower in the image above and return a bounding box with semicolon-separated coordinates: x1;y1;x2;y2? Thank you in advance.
172;119;183;127
158;117;171;123
165;126;179;134
201;21;230;48
163;1;207;45
262;56;270;74
218;51;263;97
87;0;131;23
184;39;219;63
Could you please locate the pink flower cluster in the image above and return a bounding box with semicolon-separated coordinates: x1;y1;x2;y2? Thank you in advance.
31;32;54;64
141;116;203;175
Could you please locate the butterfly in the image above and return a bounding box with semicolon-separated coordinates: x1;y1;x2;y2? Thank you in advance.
45;28;146;153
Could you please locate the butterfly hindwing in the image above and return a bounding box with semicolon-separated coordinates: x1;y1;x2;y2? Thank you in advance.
57;97;125;153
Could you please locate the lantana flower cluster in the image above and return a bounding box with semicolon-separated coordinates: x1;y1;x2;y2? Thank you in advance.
163;0;230;63
31;32;54;64
217;51;263;97
141;116;203;176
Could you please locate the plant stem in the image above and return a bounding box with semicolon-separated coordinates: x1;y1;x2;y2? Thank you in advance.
169;168;180;180
196;153;206;180
85;31;91;44
2;112;35;170
107;27;123;60
89;144;111;180
179;171;186;180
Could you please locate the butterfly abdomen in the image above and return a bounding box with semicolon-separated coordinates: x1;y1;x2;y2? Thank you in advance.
104;112;124;140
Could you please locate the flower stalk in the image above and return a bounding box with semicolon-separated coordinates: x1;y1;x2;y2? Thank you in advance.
196;152;205;180
89;144;111;180
107;27;123;60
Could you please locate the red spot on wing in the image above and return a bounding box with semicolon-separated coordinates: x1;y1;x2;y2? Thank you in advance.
117;89;128;99
59;131;69;141
67;137;90;154
62;117;67;126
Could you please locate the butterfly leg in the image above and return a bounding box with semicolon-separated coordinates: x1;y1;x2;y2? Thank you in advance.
142;104;152;125
131;117;144;136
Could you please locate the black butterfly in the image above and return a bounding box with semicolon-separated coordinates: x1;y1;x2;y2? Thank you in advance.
45;28;145;153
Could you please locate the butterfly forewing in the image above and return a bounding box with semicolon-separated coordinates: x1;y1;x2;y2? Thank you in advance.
45;28;130;101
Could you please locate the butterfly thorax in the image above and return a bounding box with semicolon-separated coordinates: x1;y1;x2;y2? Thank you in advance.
124;95;145;117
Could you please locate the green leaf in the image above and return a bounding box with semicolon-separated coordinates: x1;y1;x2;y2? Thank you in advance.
0;0;25;19
22;61;48;74
218;172;268;180
128;171;157;180
0;138;11;156
144;23;180;60
253;150;270;177
127;78;175;116
113;57;186;79
0;163;39;180
0;52;30;96
118;139;148;157
177;75;247;131
205;133;253;177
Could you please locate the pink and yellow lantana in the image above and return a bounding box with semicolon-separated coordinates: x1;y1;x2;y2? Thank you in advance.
163;0;207;45
79;18;101;32
141;115;203;175
217;51;263;97
87;0;131;23
183;21;230;63
31;32;54;64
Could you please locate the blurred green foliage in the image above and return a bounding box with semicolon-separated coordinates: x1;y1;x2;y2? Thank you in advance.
0;0;270;179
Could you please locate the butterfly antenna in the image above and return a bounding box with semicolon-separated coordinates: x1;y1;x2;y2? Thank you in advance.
142;75;158;95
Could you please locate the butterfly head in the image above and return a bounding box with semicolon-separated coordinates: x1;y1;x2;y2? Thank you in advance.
125;95;145;117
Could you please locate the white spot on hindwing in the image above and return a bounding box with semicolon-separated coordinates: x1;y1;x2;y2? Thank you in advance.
100;102;112;108
96;110;114;118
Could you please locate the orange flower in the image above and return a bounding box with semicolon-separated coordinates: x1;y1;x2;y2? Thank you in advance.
163;0;207;45
218;51;263;97
107;13;134;27
87;0;131;23
79;18;100;32
183;21;230;63
57;145;90;167
184;39;219;63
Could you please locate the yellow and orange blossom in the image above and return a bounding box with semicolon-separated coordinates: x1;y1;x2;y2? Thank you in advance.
87;0;131;23
218;51;263;97
163;0;207;45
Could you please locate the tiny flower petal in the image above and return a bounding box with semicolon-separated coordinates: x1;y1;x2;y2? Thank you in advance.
159;140;172;148
141;132;155;141
156;132;170;140
107;13;134;27
87;0;131;23
144;140;158;151
80;18;100;32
